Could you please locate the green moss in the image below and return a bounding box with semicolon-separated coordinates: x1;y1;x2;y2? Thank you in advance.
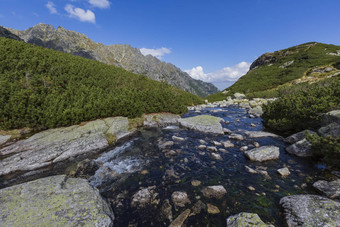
105;133;117;145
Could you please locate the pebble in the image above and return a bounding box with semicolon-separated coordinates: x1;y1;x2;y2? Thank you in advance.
247;186;256;191
140;170;149;175
198;145;207;149
213;141;222;146
207;146;218;152
191;180;201;187
207;204;220;214
211;153;222;160
172;136;185;142
277;167;290;177
240;146;248;151
199;139;207;144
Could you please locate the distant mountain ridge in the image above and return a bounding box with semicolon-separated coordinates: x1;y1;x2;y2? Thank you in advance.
5;23;218;97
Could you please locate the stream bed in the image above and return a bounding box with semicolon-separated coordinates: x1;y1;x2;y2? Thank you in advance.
78;105;332;226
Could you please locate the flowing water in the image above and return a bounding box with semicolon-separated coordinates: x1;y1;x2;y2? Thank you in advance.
85;106;332;226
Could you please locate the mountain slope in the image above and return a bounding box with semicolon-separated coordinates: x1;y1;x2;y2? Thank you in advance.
207;42;340;101
0;26;22;41
0;37;203;130
7;23;218;97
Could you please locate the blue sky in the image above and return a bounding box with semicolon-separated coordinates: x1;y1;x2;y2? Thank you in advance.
1;0;340;89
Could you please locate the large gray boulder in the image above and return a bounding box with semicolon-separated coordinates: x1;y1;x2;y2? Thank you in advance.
280;195;340;227
285;138;313;157
178;115;224;134
318;123;340;138
143;113;180;128
0;175;114;226
284;130;316;144
244;146;280;162
321;110;340;125
313;179;340;200
0;117;132;179
226;212;274;227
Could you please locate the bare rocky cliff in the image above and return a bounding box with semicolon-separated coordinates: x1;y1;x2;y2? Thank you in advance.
8;23;219;97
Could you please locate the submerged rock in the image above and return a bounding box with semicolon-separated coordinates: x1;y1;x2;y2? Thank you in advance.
277;167;290;177
313;179;340;199
285;139;312;157
131;188;152;208
201;185;227;199
178;115;224;134
171;191;191;207
0;175;114;226
207;204;220;214
191;200;206;215
161;199;173;221
280;195;340;227
169;209;190;227
226;212;274;227
244;146;280;162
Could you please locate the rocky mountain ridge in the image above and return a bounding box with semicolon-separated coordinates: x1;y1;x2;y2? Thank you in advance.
5;23;218;97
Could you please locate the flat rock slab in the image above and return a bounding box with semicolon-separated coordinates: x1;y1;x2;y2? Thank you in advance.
280;195;340;227
313;179;340;200
178;115;224;134
244;146;280;162
0;117;132;180
226;212;274;227
0;175;114;227
245;131;281;138
143;113;180;128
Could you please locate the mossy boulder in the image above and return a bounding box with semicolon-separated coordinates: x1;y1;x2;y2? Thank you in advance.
244;146;280;162
178;115;224;134
226;212;274;227
0;175;114;226
280;195;340;227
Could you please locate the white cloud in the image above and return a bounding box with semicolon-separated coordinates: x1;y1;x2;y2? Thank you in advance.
140;47;171;59
65;4;95;23
185;61;251;83
46;1;57;14
89;0;110;9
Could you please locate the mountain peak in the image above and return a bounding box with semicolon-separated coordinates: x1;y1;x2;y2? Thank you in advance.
8;23;219;97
